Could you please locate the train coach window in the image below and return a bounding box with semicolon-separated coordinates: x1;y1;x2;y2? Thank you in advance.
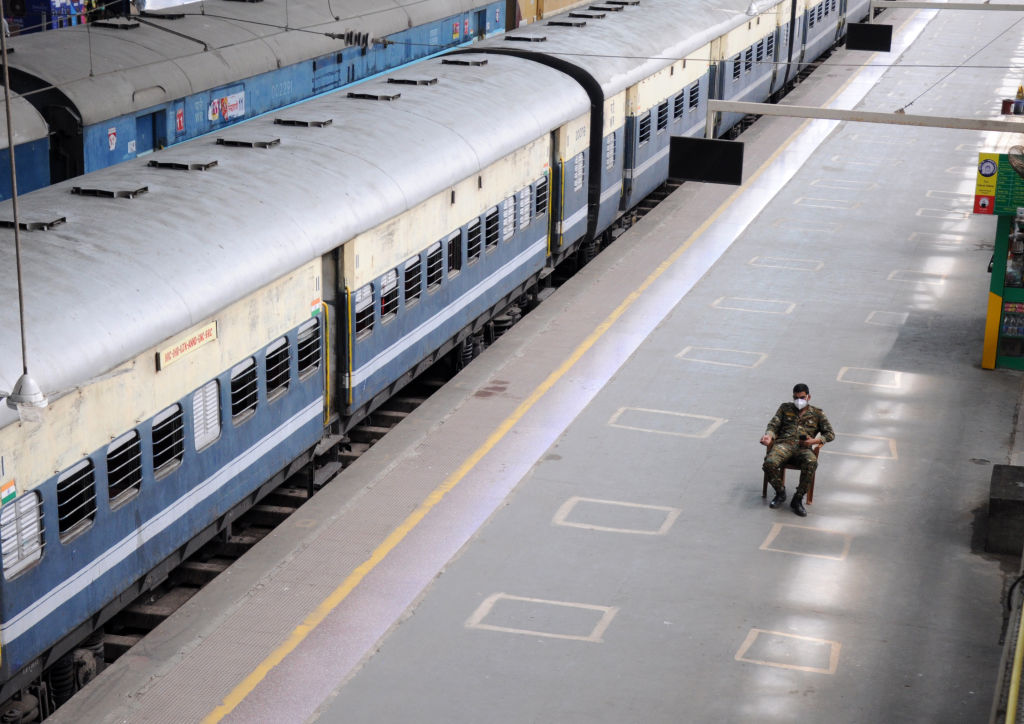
756;40;764;63
745;47;753;73
638;114;651;145
467;221;481;262
657;102;668;132
485;208;500;250
673;91;685;119
381;268;400;321
266;339;291;401
732;56;741;81
297;318;322;377
405;256;422;305
689;82;700;111
535;178;548;217
809;8;815;26
193;380;221;451
519;188;532;228
502;197;516;242
766;35;775;58
446;234;462;276
57;459;96;541
606;135;616;171
230;358;259;424
153;404;185;477
355;284;374;338
107;430;143;507
426;243;443;289
1;491;43;578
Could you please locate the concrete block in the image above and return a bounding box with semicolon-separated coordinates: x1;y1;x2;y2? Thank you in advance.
987;465;1024;556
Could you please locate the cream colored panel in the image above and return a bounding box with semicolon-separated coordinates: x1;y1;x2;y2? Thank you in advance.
3;259;323;493
723;17;778;58
680;44;712;86
628;62;688;115
558;112;590;160
538;0;590;18
604;92;625;136
346;135;552;286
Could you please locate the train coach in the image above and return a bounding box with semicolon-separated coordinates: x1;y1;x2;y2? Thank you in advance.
0;0;865;715
0;90;49;199
2;0;509;199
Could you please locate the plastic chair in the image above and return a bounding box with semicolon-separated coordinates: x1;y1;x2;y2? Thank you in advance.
761;441;820;504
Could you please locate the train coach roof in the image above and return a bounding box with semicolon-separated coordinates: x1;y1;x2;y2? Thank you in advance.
474;0;766;95
5;0;483;126
0;91;49;148
0;52;587;424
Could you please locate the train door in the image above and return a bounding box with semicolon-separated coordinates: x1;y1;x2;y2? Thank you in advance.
134;110;166;156
476;9;487;37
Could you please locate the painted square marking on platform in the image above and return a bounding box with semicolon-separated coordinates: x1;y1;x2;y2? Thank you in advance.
956;142;984;151
837;366;902;388
887;270;945;285
916;208;968;220
824;433;898;460
830;154;889;167
608;407;726;438
735;629;841;674
925;190;973;201
553;496;680;535
908;231;966;246
794;197;861;210
749;256;824;271
712;297;796;314
810;178;877;190
676;346;766;368
465;593;618;642
945;166;974;177
847;133;915;145
760;523;852;560
865;310;910;326
772;219;839;233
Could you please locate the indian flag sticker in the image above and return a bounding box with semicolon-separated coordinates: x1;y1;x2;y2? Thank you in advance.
311;298;322;317
1;480;16;504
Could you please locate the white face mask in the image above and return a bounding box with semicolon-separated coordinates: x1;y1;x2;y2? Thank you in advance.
794;398;808;410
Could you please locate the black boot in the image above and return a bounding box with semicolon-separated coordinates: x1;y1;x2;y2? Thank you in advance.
790;493;806;517
769;488;787;508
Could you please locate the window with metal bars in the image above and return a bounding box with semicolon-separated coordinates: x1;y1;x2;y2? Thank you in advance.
657;101;668;131
767;35;774;58
467;220;481;261
426;243;443;288
638;113;651;145
57;459;96;540
745;47;753;72
297;318;321;377
230;358;258;423
484;208;499;250
153;403;184;477
446;233;461;276
808;8;815;26
733;56;741;80
606;134;616;170
107;430;142;507
380;268;399;321
355;283;374;337
404;256;421;305
265;339;290;401
756;40;763;63
689;82;700;111
502;197;516;242
535;177;548;217
193;380;220;451
1;492;43;578
519;187;532;228
673;91;685;119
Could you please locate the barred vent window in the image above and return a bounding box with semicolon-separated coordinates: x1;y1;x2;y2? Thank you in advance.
673;91;685;119
193;380;221;451
153;404;185;477
485;208;500;250
297;317;321;377
404;256;422;304
606;134;616;170
817;4;823;20
732;56;741;80
57;459;96;540
745;47;753;72
573;154;584;192
518;188;532;228
265;338;290;400
1;492;43;578
426;243;443;288
381;269;399;321
467;220;482;261
809;8;815;26
756;40;764;62
638;114;651;144
446;233;462;275
657;101;668;131
230;358;258;423
502;197;516;242
535;177;548;216
689;81;700;111
108;430;142;506
355;284;374;337
766;35;774;57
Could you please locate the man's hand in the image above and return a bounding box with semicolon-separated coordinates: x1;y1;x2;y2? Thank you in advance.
760;434;773;446
801;437;822;449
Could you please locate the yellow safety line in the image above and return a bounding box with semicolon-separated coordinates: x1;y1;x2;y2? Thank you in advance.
206;53;885;720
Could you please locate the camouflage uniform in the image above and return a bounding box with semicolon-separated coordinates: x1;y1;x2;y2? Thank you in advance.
763;402;835;496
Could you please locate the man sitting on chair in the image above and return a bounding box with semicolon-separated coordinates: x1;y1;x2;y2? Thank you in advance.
760;383;835;517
